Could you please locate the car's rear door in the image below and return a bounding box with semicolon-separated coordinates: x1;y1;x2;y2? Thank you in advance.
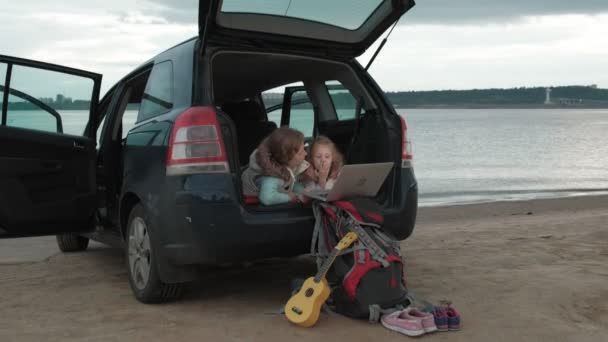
200;0;415;59
0;55;101;238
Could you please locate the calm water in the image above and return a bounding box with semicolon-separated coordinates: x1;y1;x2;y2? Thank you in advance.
8;108;608;206
400;108;608;206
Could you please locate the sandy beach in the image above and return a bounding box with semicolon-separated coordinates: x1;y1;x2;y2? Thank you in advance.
0;195;606;341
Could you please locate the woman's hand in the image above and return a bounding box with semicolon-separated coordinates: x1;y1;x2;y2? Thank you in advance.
289;192;311;205
288;192;298;202
298;194;312;204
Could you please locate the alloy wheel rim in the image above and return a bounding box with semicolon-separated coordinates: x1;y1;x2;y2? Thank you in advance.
128;217;151;290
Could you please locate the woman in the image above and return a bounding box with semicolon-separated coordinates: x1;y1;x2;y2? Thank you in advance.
241;127;310;205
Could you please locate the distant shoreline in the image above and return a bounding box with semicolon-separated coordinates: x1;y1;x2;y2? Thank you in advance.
395;104;608;109
9;104;608;110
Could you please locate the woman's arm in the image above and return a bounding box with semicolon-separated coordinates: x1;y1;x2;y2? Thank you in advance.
258;177;293;205
293;182;306;194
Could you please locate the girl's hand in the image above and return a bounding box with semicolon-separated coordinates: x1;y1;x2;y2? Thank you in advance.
316;160;330;189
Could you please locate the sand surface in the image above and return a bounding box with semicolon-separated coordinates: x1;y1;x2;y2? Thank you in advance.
1;195;607;341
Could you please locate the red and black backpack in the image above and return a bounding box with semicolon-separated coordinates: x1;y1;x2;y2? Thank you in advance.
311;197;410;321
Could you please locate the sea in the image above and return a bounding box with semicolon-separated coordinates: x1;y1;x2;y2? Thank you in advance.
400;108;608;206
7;108;608;207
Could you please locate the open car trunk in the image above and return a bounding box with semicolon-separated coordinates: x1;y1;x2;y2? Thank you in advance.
209;50;399;209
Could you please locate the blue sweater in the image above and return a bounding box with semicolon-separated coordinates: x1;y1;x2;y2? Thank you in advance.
257;176;305;205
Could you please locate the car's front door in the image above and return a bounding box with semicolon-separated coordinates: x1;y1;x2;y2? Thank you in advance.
0;55;101;238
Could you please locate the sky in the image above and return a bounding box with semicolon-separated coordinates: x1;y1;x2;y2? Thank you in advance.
1;0;607;96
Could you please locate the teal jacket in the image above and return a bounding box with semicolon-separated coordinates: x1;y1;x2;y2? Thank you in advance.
257;176;305;205
241;148;310;206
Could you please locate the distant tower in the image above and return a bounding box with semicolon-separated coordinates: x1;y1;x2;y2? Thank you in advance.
544;87;552;105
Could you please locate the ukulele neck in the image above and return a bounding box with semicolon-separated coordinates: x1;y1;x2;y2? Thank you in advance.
314;248;340;283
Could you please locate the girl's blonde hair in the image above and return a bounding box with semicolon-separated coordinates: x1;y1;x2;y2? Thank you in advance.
308;135;344;179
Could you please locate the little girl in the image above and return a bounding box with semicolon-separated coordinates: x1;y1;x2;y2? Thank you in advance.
303;136;344;191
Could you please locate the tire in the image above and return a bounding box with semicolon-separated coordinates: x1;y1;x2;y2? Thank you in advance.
125;203;183;303
56;233;89;252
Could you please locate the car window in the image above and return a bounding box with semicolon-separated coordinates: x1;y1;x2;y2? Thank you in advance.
221;0;384;31
4;64;94;136
326;81;359;121
95;93;113;147
137;61;173;122
289;90;314;137
261;83;314;137
96;115;107;147
0;63;6;119
116;92;141;140
262;92;283;127
123;109;138;138
104;68;152;144
266;107;281;127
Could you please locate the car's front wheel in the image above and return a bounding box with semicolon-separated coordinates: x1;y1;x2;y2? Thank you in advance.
126;204;183;303
56;233;89;252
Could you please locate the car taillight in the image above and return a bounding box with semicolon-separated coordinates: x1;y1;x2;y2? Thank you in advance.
166;106;229;175
400;116;413;167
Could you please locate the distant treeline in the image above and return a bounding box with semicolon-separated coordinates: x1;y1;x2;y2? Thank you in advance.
8;86;608;111
7;100;91;110
7;101;138;111
266;86;608;110
385;86;608;108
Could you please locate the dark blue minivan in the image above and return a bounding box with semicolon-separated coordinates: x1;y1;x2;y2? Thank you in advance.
0;0;417;303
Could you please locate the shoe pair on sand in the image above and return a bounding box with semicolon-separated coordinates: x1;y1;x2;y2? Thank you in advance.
381;302;460;337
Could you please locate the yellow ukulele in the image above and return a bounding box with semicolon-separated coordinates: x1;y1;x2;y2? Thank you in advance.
284;232;358;327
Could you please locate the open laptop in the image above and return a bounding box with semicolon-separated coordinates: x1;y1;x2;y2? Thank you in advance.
302;162;394;202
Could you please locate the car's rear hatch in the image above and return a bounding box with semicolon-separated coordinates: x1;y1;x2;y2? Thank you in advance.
199;0;415;59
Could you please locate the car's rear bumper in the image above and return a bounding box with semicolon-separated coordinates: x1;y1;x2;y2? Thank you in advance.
383;167;418;240
160;202;315;265
154;170;417;266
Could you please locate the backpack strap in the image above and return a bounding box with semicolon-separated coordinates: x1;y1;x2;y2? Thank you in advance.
346;219;390;267
310;201;323;256
311;202;360;269
340;245;366;256
311;202;329;270
373;228;402;255
311;202;336;256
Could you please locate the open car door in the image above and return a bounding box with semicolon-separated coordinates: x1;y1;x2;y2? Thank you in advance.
0;55;101;238
200;0;415;59
265;83;364;155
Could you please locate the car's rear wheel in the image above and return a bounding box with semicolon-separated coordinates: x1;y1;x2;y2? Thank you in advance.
56;233;89;252
126;203;183;303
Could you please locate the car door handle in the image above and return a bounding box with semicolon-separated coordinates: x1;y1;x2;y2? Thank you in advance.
73;141;86;150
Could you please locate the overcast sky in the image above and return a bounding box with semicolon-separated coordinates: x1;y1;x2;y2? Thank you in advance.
1;0;607;95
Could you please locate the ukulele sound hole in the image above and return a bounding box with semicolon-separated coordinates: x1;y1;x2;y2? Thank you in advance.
305;288;314;297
